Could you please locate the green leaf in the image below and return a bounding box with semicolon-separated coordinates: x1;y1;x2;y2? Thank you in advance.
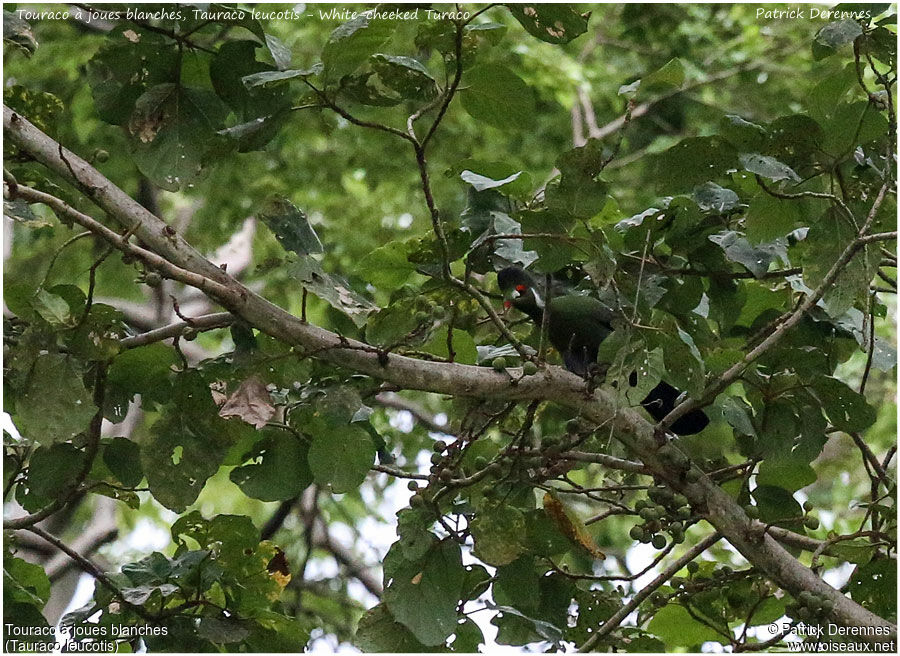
18;444;86;512
307;424;375;493
493;557;540;614
288;257;377;328
506;4;590;44
230;430;312;501
128;84;228;191
745;192;802;244
693;182;740;213
197;616;251;644
719;115;768;152
87;27;179;125
757;455;816;492
803;208;871;317
738;153;801;183
721;397;756;436
259;197;323;256
647;604;723;648
642;57;684;93
141;374;240;512
848;557;895;620
211;41;289;120
371;54;437;101
14;353;96;445
32;288;73;327
422;326;478;365
470;501;527;566
752;485;802;524
355;604;436;652
812;376;877;432
322;14;396;84
103;437;143;488
396;508;436;562
357;241;417;289
813;20;864;59
384;540;465;646
805;63;856;124
708;231;784;278
107;343;178;405
461;64;535;131
241;68;319;88
653;137;738;192
4;552;51;608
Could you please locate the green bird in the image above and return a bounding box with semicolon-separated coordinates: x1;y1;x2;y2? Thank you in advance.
497;266;709;436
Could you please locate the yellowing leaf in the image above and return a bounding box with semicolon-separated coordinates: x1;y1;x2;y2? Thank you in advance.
542;491;605;560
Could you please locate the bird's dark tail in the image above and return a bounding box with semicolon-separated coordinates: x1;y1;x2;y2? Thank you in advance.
640;380;709;436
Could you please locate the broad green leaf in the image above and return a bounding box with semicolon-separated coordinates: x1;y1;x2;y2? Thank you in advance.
87;27;179;125
708;231;784;278
813;19;864;59
102;436;143;488
422;326;478;365
506;4;590;44
371;54;437;101
493;557;540;614
470;501;526;565
848;557;895;620
355;603;436;652
322;14;396;83
719;114;768;151
107;343;178;405
693;182;740;213
461;64;535;131
803;208;870;317
384;540;465;646
739;153;801;183
288;257;377;328
752;485;802;524
141;374;240;512
259;197;323;255
647;604;723;648
757;455;816;491
653;136;738;192
642;58;684;92
128;84;228;191
4;552;51;608
307;424;375;493
357;241;417;289
230;430;312;501
812;376;877;432
14;353;96;445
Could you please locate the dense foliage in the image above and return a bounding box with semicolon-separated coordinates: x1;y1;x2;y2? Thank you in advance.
3;3;897;652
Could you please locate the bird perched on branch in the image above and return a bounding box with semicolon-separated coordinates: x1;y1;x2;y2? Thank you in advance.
497;266;709;436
